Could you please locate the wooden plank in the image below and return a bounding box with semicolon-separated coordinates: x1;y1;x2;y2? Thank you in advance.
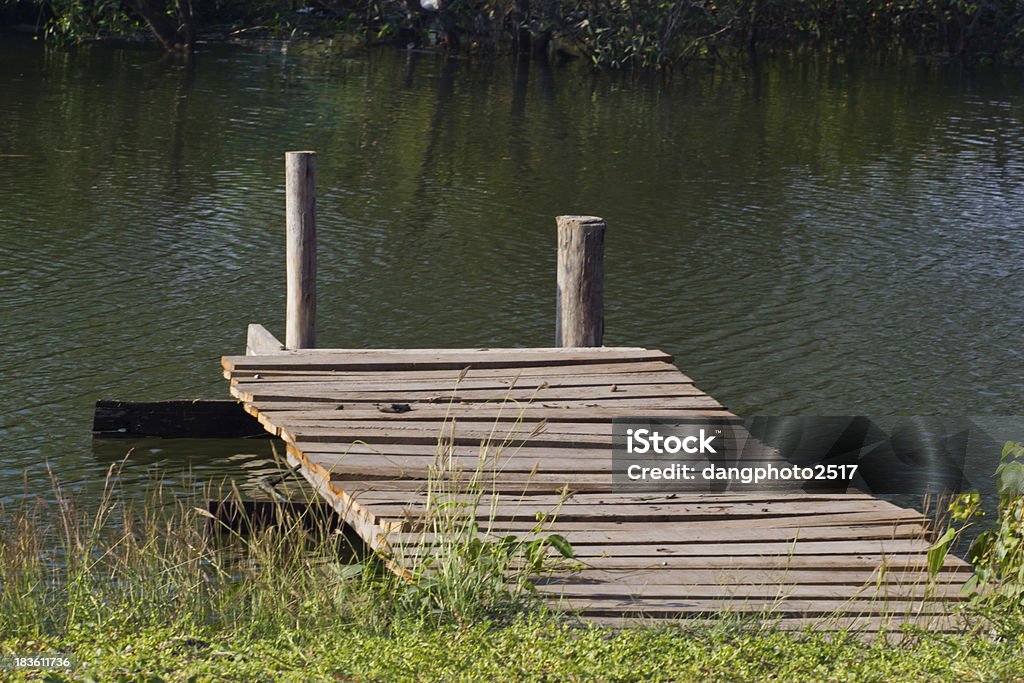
233;370;692;389
260;407;733;423
284;420;619;436
541;540;934;556
314;456;613;477
238;392;725;411
246;323;285;356
537;554;970;571
325;478;613;493
239;393;722;413
336;488;881;506
332;492;924;518
300;442;610;460
358;506;940;528
222;348;674;372
383;523;929;546
288;421;620;436
389;538;936;558
531;568;965;586
318;457;865;493
291;428;612;448
233;382;712;403
460;511;927;531
330;470;615;484
259;406;732;422
534;583;966;601
551;597;955;616
578;614;965;633
226;360;686;381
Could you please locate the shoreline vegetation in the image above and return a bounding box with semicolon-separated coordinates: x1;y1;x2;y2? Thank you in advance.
3;0;1024;68
2;439;1024;681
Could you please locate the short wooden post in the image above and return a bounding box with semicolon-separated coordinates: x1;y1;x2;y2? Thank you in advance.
555;215;605;347
285;151;317;349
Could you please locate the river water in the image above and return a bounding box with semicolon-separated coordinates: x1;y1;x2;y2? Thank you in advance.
1;37;1021;505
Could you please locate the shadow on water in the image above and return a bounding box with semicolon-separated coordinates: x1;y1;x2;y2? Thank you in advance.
747;415;1022;514
88;437;286;502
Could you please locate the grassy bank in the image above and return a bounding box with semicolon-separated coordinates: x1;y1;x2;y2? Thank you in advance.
1;466;1022;682
5;616;1024;681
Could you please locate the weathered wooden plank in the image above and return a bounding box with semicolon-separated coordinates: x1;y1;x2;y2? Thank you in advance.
233;381;711;403
261;407;733;423
222;347;674;373
313;456;612;476
326;478;613;493
390;539;938;562
234;371;692;390
308;455;854;481
384;523;929;547
300;442;603;461
246;323;285;356
538;554;970;571
322;459;864;494
459;510;927;531
226;360;685;381
531;568;965;587
289;421;619;436
578;614;965;633
534;583;966;601
552;597;955;616
238;395;724;411
336;488;880;506
290;428;612;447
337;497;937;524
546;541;934;557
332;470;613;484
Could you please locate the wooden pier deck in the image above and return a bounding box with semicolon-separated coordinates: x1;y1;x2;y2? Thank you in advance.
222;345;970;635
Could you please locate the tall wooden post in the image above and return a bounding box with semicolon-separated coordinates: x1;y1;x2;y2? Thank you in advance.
555;215;605;347
285;151;317;349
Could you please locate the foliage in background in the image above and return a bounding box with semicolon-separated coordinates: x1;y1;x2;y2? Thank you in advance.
3;0;1024;67
929;440;1024;638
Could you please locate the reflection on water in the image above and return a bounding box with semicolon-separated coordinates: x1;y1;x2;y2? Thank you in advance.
0;38;1021;506
85;439;285;505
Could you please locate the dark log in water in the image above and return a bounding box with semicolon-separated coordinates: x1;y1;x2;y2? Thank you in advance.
92;399;268;439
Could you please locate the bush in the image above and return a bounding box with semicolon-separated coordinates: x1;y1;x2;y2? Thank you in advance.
929;440;1024;637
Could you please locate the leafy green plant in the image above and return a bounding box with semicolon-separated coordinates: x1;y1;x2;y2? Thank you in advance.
928;440;1024;634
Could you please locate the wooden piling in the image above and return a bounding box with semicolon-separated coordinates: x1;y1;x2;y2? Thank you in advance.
555;215;606;347
285;151;317;349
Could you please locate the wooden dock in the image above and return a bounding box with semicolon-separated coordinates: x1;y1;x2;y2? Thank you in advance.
220;151;969;635
222;345;970;634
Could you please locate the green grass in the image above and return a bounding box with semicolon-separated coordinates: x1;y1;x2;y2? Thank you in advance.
2;447;1024;682
4;614;1024;681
